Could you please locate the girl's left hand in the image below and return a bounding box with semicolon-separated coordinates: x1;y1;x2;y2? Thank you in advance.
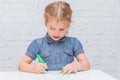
61;61;81;74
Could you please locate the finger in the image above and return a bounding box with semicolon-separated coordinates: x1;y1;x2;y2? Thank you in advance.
44;63;48;69
37;66;45;72
37;69;44;74
62;66;71;74
66;69;72;74
67;66;77;74
73;68;77;73
77;67;80;72
37;64;47;72
61;66;68;74
35;68;44;74
63;65;69;70
38;63;47;69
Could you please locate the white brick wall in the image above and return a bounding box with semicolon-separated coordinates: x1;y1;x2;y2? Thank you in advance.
0;0;120;79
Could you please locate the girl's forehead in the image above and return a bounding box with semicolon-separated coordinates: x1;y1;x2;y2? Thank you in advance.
48;18;69;26
48;17;69;23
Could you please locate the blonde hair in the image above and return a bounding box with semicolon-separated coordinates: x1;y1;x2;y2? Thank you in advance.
44;1;72;23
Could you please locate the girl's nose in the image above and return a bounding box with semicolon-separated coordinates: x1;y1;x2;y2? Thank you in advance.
54;29;60;35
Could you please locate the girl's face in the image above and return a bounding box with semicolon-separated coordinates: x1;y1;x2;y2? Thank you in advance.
46;18;69;41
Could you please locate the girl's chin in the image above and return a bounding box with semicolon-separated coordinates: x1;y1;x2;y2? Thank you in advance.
52;37;61;41
53;38;60;41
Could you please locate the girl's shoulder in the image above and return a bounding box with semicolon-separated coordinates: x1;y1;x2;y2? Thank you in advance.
65;36;82;44
65;36;79;41
31;36;46;45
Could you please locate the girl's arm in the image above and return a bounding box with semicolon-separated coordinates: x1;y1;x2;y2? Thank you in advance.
76;53;90;71
18;54;47;74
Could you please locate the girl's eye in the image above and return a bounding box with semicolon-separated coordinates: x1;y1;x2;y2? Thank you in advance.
60;29;64;31
50;28;55;30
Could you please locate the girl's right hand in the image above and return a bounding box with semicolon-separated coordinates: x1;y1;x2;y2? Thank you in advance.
33;63;48;74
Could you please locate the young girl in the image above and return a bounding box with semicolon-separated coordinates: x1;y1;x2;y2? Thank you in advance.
18;1;90;74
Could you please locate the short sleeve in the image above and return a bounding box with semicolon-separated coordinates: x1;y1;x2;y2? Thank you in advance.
26;39;39;60
73;38;84;56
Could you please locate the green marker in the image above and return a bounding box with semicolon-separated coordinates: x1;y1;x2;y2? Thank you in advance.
61;66;64;70
37;54;48;71
37;54;45;63
57;66;65;74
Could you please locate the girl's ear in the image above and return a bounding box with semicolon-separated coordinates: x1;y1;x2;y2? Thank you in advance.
45;22;47;26
65;31;68;36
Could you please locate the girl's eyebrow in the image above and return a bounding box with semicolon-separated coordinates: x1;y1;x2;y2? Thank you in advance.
49;25;55;28
60;27;65;29
49;24;66;28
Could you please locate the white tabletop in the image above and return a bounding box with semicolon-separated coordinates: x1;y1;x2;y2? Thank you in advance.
0;70;117;80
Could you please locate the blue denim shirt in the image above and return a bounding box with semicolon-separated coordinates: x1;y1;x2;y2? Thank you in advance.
26;34;84;70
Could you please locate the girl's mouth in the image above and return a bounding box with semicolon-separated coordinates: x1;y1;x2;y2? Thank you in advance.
53;36;60;39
